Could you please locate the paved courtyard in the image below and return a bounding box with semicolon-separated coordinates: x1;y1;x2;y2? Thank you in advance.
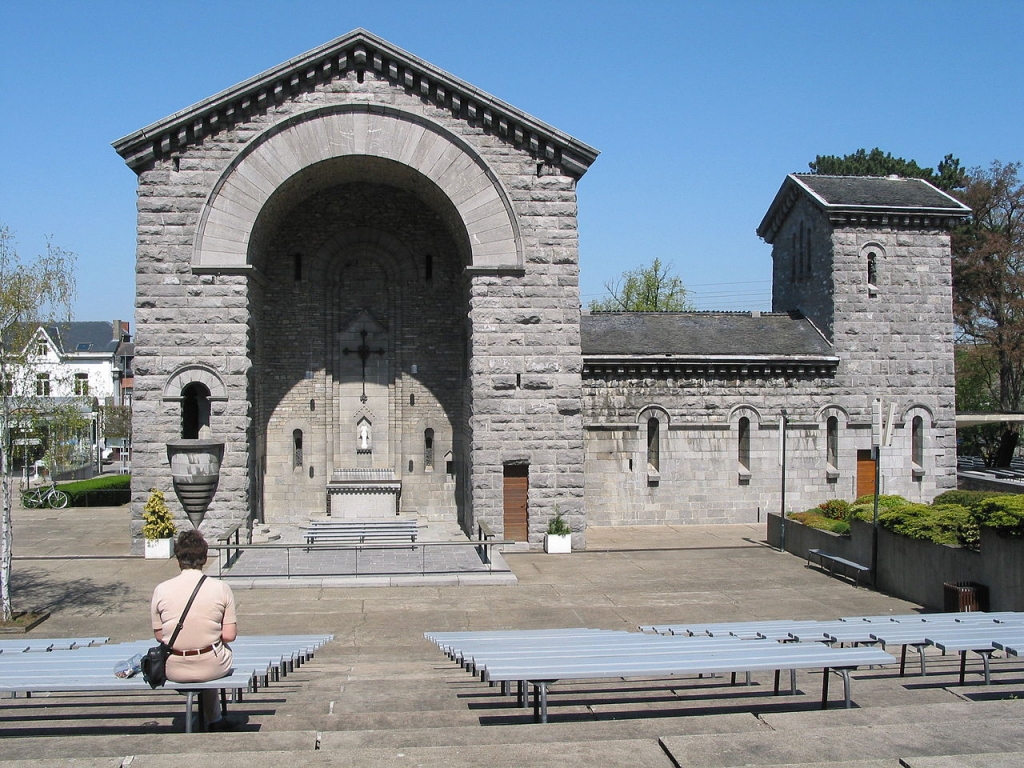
5;504;1024;766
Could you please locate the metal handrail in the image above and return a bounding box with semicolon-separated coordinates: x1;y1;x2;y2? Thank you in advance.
207;538;514;579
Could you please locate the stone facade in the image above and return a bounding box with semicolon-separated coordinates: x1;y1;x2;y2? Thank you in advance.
115;32;968;549
115;30;595;549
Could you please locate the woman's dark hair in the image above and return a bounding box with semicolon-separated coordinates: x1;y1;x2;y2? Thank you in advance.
175;529;208;569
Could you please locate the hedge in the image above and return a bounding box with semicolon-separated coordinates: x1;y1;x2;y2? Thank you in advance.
58;475;131;507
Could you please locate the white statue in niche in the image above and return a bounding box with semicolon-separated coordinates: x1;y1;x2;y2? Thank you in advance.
358;420;371;451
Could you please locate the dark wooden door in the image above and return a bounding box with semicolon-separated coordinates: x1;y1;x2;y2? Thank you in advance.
856;450;876;499
503;464;529;541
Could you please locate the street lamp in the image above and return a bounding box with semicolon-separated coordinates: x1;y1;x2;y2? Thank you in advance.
779;408;788;553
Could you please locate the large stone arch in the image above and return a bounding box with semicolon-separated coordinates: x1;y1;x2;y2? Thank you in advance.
192;104;522;272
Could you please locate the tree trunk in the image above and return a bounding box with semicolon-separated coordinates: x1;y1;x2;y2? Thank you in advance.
995;427;1020;468
1;447;12;622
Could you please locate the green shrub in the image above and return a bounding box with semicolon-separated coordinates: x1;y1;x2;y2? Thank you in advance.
59;474;131;507
932;489;1001;509
789;511;851;535
817;498;852;520
972;495;1024;538
142;489;177;540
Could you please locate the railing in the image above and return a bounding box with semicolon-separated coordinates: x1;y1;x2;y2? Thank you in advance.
207;537;514;580
216;524;244;568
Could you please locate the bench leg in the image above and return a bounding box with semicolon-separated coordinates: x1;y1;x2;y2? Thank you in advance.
532;682;549;724
840;668;852;708
790;668;797;694
821;667;830;708
959;651;967;685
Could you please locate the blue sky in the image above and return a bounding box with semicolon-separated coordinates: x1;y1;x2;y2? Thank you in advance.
1;1;1021;328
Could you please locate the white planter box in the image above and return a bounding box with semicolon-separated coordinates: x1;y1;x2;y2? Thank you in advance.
144;538;174;559
545;533;571;554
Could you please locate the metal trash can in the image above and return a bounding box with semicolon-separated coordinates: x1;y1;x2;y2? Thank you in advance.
943;581;989;612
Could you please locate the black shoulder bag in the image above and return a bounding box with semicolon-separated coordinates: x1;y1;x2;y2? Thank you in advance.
142;575;207;689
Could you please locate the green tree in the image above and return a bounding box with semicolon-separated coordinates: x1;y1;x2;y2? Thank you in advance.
952;161;1024;465
589;258;693;312
0;224;77;622
807;148;965;192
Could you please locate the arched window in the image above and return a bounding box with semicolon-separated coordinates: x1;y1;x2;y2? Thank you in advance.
647;417;660;472
867;251;878;289
424;428;434;470
293;429;303;469
827;416;839;469
912;415;924;468
738;417;750;471
180;382;211;439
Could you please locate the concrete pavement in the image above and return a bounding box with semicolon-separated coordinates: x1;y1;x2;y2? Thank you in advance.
4;504;1024;766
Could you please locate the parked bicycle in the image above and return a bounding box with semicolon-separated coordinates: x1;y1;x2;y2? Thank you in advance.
22;482;69;509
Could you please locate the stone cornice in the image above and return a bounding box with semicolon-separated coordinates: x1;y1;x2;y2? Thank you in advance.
112;29;600;178
583;354;840;378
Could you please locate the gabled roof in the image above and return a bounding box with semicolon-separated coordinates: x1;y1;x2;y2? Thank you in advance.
757;174;971;243
113;29;599;177
582;311;837;374
10;322;122;357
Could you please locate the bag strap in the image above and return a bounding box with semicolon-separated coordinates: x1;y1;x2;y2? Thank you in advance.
166;574;207;650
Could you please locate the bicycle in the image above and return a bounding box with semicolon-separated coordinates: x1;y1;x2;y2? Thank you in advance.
22;482;69;509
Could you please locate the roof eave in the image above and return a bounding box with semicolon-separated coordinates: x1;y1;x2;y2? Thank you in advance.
112;28;599;176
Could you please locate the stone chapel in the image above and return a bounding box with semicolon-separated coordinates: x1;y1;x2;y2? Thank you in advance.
114;30;970;550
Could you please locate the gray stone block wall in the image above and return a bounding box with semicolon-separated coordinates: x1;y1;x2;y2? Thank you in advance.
129;65;585;547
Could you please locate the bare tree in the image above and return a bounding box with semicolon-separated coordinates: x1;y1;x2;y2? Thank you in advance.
0;224;76;622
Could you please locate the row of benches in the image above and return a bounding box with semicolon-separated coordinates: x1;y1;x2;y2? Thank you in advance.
0;633;334;733
425;627;895;723
642;611;1024;684
304;518;418;545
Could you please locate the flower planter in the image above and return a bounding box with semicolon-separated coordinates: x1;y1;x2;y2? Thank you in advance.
545;533;571;554
144;537;174;559
167;439;224;528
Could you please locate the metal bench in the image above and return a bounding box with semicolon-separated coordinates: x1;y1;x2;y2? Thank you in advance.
428;628;895;723
807;548;871;587
0;634;333;733
304;519;418;546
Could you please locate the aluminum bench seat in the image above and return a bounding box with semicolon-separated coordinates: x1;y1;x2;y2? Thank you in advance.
478;644;895;723
926;631;1024;685
0;633;333;732
643;619;824;638
460;637;767;675
0;637;109;653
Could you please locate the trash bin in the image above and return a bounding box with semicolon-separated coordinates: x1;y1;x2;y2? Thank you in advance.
943;581;989;612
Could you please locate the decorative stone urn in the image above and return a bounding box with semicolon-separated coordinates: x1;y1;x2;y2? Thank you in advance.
166;439;224;528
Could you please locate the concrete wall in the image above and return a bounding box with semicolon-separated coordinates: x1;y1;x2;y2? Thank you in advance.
768;515;1024;611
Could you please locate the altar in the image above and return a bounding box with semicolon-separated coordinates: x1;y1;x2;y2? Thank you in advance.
326;468;401;518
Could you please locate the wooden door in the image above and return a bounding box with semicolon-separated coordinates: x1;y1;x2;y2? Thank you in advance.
856;450;876;499
503;464;529;541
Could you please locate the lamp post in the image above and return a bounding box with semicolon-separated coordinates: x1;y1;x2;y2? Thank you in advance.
779;408;788;553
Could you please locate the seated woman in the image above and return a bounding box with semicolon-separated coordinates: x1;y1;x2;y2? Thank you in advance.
151;529;240;731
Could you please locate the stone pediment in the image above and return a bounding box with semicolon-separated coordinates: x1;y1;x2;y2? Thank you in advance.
112;28;599;178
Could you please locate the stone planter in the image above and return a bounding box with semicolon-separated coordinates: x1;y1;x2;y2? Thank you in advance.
167;439;224;528
144;537;174;559
545;533;572;554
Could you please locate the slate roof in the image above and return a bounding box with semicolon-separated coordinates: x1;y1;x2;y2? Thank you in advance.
2;322;122;356
758;174;970;243
581;312;835;361
793;175;968;210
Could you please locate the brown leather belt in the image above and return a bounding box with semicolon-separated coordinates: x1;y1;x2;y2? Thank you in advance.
169;642;220;657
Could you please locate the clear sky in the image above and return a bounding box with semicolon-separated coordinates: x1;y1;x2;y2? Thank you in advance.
1;1;1021;329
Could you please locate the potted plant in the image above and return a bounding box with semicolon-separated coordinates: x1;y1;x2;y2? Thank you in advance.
142;488;177;559
544;510;572;554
